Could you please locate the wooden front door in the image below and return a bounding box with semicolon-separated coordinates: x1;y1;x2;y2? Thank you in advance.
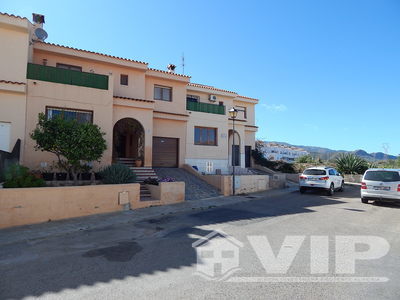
152;137;179;167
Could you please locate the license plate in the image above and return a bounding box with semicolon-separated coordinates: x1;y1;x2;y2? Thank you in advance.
373;186;390;191
309;177;318;181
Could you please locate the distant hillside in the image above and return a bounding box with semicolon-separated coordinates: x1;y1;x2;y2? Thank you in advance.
268;141;398;161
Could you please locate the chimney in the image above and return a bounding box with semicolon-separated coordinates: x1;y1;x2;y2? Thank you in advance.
167;64;176;73
32;13;45;26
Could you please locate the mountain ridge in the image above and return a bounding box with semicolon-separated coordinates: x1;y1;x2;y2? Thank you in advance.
267;141;398;161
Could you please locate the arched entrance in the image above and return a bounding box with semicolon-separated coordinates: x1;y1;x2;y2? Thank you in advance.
113;118;144;163
228;130;241;166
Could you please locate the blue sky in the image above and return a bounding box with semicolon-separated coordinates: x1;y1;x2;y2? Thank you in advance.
3;0;400;155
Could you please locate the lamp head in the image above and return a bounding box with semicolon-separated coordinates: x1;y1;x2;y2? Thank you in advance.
229;107;238;119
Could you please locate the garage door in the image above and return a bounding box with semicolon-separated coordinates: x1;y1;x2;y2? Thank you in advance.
152;137;179;167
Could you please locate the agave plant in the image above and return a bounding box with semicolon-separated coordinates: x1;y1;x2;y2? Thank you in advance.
335;153;368;175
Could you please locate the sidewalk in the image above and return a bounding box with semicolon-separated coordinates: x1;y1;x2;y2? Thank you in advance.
0;184;298;247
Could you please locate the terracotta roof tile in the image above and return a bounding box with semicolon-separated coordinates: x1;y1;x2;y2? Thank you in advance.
0;80;26;85
237;95;258;101
147;68;191;78
0;12;27;20
113;96;154;103
188;83;237;94
37;42;148;65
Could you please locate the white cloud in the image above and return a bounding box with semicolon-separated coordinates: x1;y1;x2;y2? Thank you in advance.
261;104;287;112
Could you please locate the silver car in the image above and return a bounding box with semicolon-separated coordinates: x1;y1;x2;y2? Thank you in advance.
361;169;400;204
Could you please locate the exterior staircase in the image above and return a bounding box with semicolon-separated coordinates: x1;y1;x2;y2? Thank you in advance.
129;167;158;183
115;158;158;200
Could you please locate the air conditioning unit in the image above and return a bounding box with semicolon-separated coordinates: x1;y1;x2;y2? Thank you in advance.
209;95;217;102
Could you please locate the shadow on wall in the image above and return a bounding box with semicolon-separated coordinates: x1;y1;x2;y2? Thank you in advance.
0;139;20;181
0;187;362;299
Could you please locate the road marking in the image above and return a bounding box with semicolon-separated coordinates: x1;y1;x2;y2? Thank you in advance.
226;276;389;283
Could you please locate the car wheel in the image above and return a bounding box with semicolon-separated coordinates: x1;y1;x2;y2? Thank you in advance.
339;181;344;192
300;187;306;194
326;183;334;196
361;198;368;204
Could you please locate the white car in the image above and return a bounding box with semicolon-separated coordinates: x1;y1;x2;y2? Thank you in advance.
361;169;400;204
299;166;344;195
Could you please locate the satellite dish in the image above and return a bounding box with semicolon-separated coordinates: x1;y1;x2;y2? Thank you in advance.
34;27;48;41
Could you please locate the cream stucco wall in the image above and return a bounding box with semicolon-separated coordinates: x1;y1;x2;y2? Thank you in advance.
0;15;30;160
0;91;26;155
0;17;29;83
24;79;114;171
145;76;188;115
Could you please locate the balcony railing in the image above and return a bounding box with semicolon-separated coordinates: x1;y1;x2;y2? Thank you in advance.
186;101;225;115
27;63;109;90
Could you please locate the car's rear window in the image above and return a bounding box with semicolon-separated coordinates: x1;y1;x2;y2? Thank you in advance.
364;171;400;182
303;169;327;175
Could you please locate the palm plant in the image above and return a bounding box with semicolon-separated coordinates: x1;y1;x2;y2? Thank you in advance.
335;153;368;175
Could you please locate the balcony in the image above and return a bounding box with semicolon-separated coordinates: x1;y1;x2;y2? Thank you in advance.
27;63;109;90
186;101;225;115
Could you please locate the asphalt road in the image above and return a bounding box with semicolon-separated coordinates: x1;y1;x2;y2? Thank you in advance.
1;186;400;300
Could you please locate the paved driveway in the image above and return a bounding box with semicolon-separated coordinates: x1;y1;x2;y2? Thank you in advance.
1;186;399;299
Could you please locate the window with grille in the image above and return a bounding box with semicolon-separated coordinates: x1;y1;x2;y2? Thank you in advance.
46;107;93;124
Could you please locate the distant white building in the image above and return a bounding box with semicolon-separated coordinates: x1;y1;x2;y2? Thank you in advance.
260;142;309;163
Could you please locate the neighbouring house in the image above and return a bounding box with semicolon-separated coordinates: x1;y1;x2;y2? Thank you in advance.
0;12;258;175
260;142;309;163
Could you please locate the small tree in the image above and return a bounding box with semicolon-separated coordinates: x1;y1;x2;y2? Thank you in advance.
31;113;107;183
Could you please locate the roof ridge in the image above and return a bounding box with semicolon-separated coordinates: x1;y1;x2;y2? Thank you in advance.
237;94;258;101
188;82;237;94
147;68;191;78
37;41;148;65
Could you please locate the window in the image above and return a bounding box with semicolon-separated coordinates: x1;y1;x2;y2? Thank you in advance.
46;107;93;124
329;169;336;176
194;127;217;146
303;169;327;176
364;171;400;182
56;63;82;72
120;74;128;86
237;106;247;119
187;94;199;103
154;85;172;101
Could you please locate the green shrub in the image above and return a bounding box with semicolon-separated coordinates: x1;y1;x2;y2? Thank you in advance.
295;155;314;163
335;153;368;175
100;164;136;184
3;164;46;188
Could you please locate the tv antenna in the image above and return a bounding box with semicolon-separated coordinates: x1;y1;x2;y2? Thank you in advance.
181;53;185;75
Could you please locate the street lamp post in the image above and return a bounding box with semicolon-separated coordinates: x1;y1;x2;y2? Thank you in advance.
228;107;238;195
